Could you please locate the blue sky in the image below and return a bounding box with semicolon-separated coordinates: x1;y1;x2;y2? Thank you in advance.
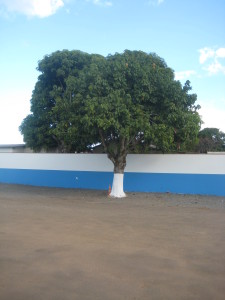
0;0;225;144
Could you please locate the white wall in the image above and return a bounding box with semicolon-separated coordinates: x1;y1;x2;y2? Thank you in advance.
126;154;225;174
0;153;224;175
0;153;113;171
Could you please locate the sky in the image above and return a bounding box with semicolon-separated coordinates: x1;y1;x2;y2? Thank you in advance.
0;0;225;144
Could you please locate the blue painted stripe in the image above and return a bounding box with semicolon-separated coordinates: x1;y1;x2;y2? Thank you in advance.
0;168;113;190
124;173;225;196
0;168;225;196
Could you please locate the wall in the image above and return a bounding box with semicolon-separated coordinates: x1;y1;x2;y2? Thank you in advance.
0;153;224;196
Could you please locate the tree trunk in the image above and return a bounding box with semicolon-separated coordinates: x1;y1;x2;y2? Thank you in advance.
110;173;126;198
110;154;127;198
98;129;127;198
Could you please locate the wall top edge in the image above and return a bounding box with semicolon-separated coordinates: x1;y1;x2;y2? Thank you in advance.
1;152;224;155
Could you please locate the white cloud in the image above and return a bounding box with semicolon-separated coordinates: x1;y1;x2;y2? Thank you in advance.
205;61;225;75
0;0;64;18
87;0;112;7
199;103;225;132
199;47;215;64
148;0;164;6
216;48;225;58
175;70;196;81
199;47;225;76
0;89;31;144
105;1;112;6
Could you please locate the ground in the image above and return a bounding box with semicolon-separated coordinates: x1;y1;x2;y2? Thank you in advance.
0;183;225;300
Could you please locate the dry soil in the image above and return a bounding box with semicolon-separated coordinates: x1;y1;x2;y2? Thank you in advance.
0;183;225;300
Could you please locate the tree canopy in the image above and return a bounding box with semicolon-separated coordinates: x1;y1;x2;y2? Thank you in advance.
20;49;201;176
195;128;225;153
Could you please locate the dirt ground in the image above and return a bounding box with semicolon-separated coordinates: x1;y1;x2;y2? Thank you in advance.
0;183;225;300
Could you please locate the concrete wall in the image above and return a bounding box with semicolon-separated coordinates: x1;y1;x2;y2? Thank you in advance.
0;153;224;196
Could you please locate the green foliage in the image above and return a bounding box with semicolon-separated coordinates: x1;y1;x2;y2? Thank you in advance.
195;128;225;153
20;49;201;170
20;50;94;152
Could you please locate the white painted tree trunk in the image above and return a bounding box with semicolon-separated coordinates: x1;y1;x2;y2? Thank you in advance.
110;173;126;198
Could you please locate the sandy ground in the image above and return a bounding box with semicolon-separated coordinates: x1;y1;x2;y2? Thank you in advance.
0;183;225;300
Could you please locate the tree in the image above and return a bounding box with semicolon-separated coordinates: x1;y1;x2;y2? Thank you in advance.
20;50;201;197
20;50;94;152
195;128;225;153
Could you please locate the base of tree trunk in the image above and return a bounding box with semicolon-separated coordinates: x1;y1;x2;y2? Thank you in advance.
110;173;126;198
